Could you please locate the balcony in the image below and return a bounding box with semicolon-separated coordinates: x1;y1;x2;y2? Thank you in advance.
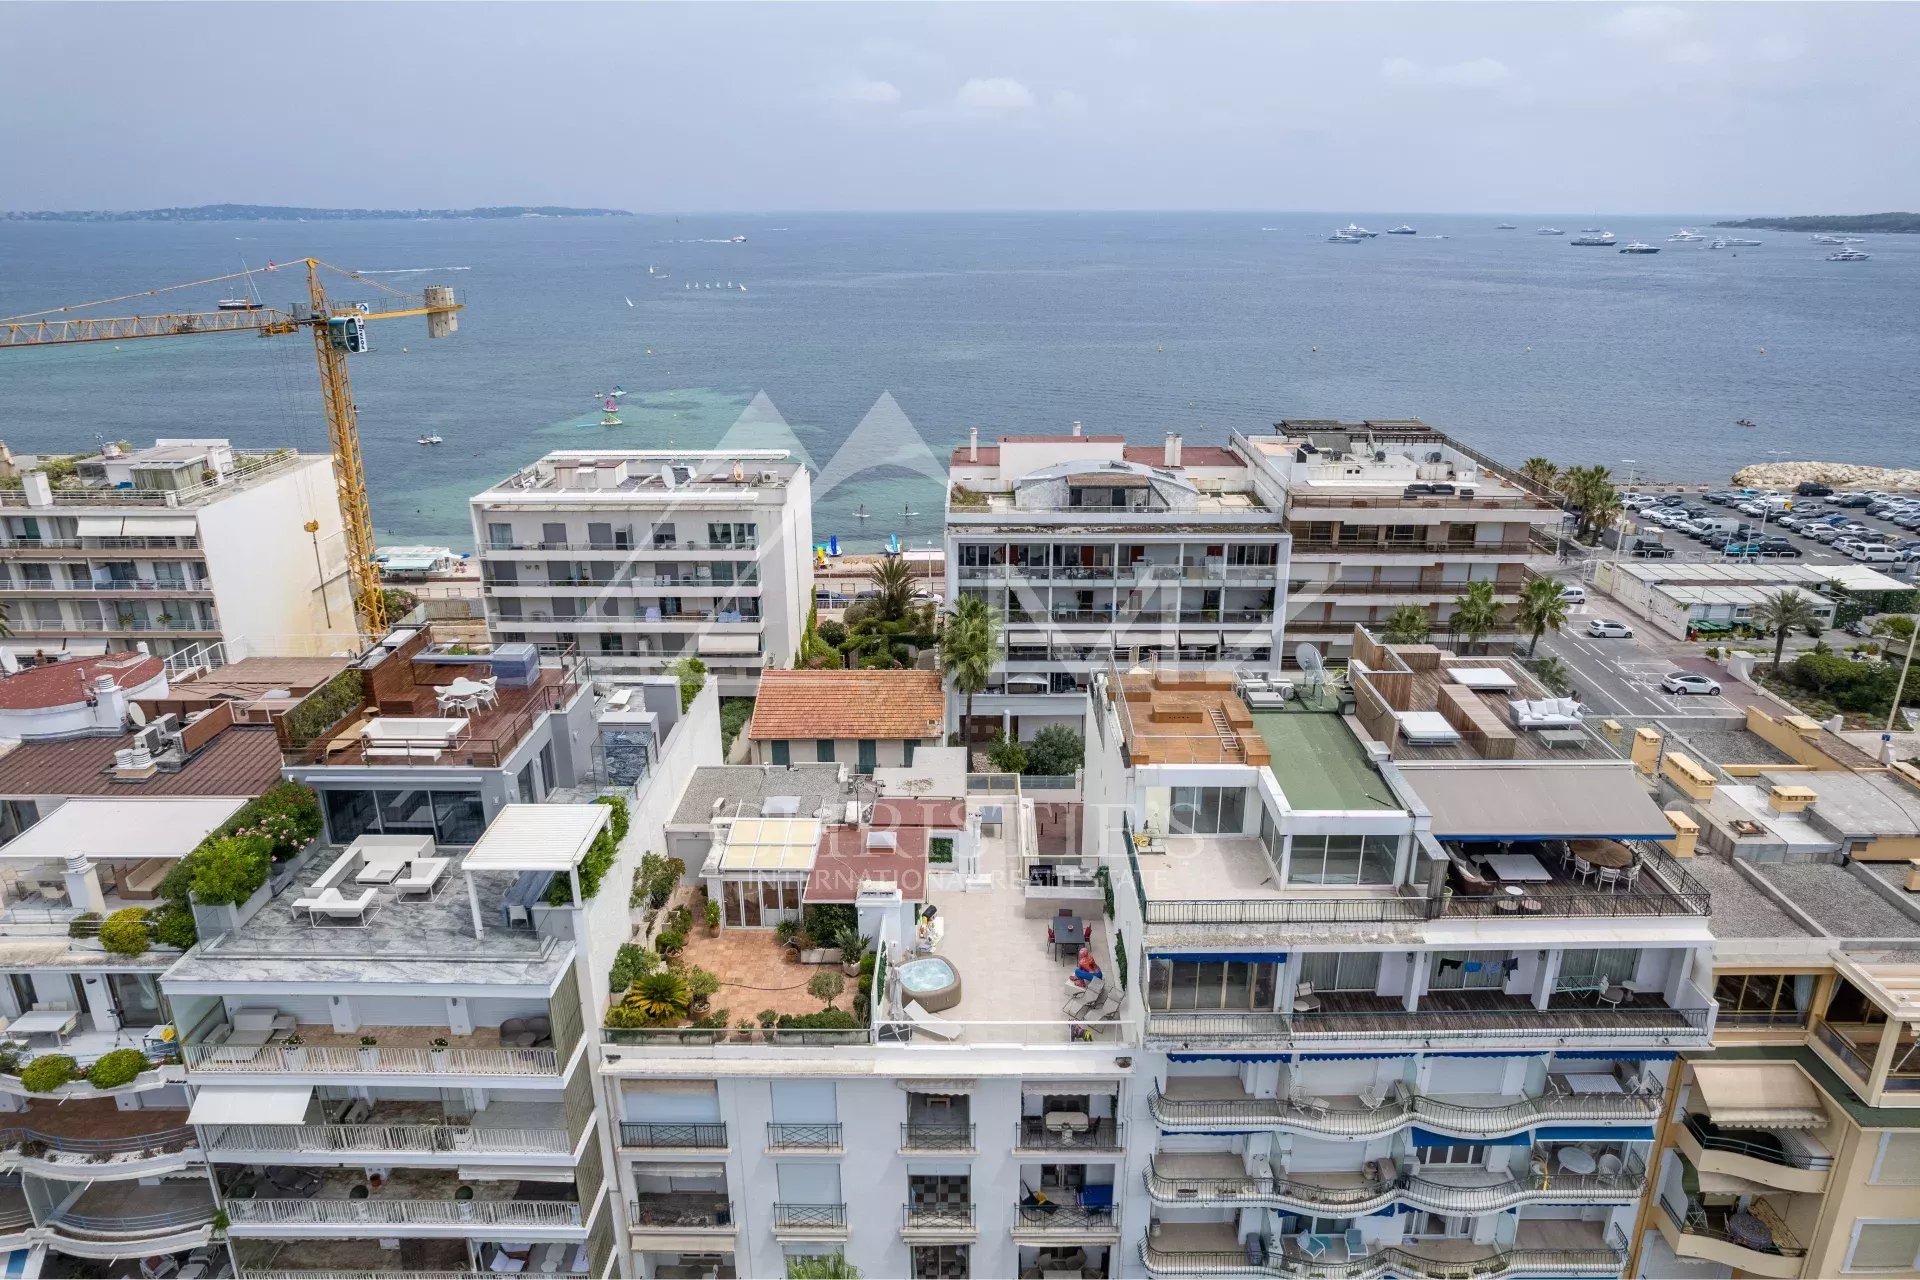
1014;1117;1124;1154
901;1121;976;1154
1144;1151;1643;1216
766;1122;844;1152
1;535;202;554
620;1122;727;1151
1676;1112;1832;1194
629;1193;733;1233
224;1168;583;1237
1657;1194;1806;1279
44;1178;219;1245
1148;993;1713;1049
1013;1202;1120;1242
0;1100;197;1179
771;1203;849;1240
204;1109;572;1163
1148;1078;1660;1139
1139;1221;1625;1280
0;578;212;594
182;1028;565;1079
901;1203;976;1239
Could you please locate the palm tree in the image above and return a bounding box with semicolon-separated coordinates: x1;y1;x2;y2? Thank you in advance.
1561;465;1617;543
788;1254;862;1280
941;597;1003;746
1519;457;1560;492
1448;580;1502;654
1381;604;1431;645
1753;588;1821;673
1514;576;1572;655
868;556;917;623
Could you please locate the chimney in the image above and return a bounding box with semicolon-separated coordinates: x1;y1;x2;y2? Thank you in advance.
968;427;979;462
91;675;128;733
1164;433;1179;467
23;471;52;508
1071;420;1083;437
1172;433;1183;466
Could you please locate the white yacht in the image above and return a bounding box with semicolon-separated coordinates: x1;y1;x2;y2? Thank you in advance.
1495;222;1518;230
1570;231;1616;246
1810;234;1846;245
1668;228;1705;242
1710;237;1763;249
1386;224;1417;235
1325;232;1362;243
1826;246;1871;262
1536;226;1565;235
1619;241;1660;254
1338;222;1379;238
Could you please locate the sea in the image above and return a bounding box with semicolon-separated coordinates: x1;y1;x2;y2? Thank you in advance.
1;212;1914;553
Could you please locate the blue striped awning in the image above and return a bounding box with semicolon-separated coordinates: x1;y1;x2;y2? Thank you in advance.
1412;1126;1531;1148
1168;1053;1289;1064
1427;1051;1532;1059
1295;1052;1411;1062
1153;952;1289;965
1553;1051;1676;1062
1535;1125;1656;1143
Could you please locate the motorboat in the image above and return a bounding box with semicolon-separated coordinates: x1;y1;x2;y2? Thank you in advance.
1579;227;1605;234
416;434;443;446
1668;229;1705;242
216;297;263;311
1711;237;1762;248
1338;222;1379;238
1495;223;1518;230
1536;227;1565;235
1827;247;1871;261
1570;232;1616;246
1386;224;1417;235
1620;241;1660;254
1810;234;1846;245
1326;232;1362;243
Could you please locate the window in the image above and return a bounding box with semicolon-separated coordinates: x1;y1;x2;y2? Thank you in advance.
323;789;378;843
1146;958;1278;1012
652;523;678;550
1300;951;1382;993
432;792;485;845
1847;1222;1920;1272
1873;1135;1920;1186
1288;834;1397;885
1168;787;1246;835
771;741;790;766
817;740;835;763
321;788;483;845
708;522;756;549
378;790;436;834
517;764;537;804
1559;948;1639;985
857;740;877;773
1416;1142;1489;1167
1714;973;1813;1026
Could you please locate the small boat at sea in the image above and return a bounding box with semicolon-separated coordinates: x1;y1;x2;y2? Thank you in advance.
1386;224;1416;235
1495;223;1518;230
1537;227;1565;235
1827;246;1871;261
1810;234;1845;245
600;397;623;426
1326;232;1361;243
1668;229;1705;242
1735;418;1758;429
1570;232;1616;246
416;434;443;446
1620;241;1660;254
1711;237;1761;248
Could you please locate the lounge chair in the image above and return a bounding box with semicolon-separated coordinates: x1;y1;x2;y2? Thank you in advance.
391;857;451;898
904;1000;961;1041
1344;1229;1368;1259
1290;1094;1330;1119
1357;1084;1388;1112
305;887;376;926
1297;1233;1330;1260
1065;980;1121;1022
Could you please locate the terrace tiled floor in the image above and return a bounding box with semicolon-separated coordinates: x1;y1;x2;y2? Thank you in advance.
679;927;839;1021
12;1099;188;1140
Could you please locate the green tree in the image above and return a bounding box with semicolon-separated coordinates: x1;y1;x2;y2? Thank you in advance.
1514;576;1573;656
1381;605;1431;646
1526;655;1573;697
1562;465;1619;543
1024;725;1084;776
807;969;845;1010
1519;457;1561;492
1754;588;1822;673
1447;580;1502;654
868;556;917;623
986;730;1028;774
941;596;1003;746
787;1253;863;1279
671;656;707;711
1873;615;1916;643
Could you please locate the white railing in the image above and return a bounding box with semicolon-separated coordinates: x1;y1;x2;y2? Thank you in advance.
205;1123;570;1156
226;1198;582;1228
182;1043;561;1076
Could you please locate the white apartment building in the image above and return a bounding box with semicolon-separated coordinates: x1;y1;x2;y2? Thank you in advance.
0;439;356;664
1242;420;1564;663
1079;641;1717;1280
945;429;1290;744
471;451;814;694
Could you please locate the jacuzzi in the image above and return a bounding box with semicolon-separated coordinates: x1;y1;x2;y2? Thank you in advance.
895;955;963;1013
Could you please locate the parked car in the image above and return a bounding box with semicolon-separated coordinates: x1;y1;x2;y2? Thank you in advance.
1836;493;1873;507
1631;541;1675;559
1854;545;1899;563
1661;672;1722;695
1796;482;1835;497
1702;492;1731;506
1761;544;1803;559
1587;619;1634;638
1559;584;1587;604
1834;537;1866;557
1810;526;1843;544
1722;542;1763;558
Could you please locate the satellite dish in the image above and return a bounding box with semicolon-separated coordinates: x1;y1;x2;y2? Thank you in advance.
1295;643;1326;696
127;702;148;728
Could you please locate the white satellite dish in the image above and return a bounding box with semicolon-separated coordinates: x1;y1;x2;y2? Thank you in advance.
127;702;148;728
1295;643;1326;698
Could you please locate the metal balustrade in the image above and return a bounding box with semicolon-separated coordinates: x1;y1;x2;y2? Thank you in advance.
901;1203;976;1232
1015;1117;1124;1151
900;1122;976;1151
228;1198;582;1228
0;1124;197;1157
1680;1112;1828;1170
1015;1203;1118;1233
49;1205;219;1236
618;1121;727;1149
1139;1237;1624;1279
183;1042;562;1076
1148;1082;1660;1138
1148;1004;1713;1045
767;1122;843;1150
207;1122;570;1157
629;1194;732;1230
772;1203;848;1232
1145;1156;1644;1216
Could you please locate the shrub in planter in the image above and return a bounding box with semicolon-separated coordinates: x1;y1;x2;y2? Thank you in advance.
655;929;687;960
66;912;102;940
604;1005;648;1029
685;966;720;1012
152;905;198;950
774;1008;859;1030
608;943;658;994
84;1048;149;1090
705;899;721;933
187;833;273;907
20;1054;78;1093
98;907;152;956
626;971;690;1022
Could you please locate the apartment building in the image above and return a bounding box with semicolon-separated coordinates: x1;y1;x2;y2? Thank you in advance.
1240;419;1564;662
471;451;814;694
1083;632;1717;1280
945;429;1289;743
0;439;355;663
601;752;1135;1280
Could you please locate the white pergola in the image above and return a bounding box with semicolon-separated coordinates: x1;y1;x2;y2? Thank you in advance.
458;802;611;934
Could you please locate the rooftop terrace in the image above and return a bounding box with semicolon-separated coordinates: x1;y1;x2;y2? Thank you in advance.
1253;710;1399;811
0;445;305;510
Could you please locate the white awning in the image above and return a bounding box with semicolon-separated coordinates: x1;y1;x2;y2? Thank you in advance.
188;1084;313;1126
461;803;610;872
1022;1079;1121;1097
0;797;248;862
126;516;199;538
74;517;128;538
697;634;761;656
457;1165;579;1183
1007;630;1047;647
1691;1063;1826;1129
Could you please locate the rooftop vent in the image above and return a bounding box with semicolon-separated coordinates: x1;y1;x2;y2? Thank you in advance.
865;830;899;852
762;795;801;817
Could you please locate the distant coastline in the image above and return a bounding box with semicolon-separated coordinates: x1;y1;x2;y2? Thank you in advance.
1713;212;1920;234
1;203;633;223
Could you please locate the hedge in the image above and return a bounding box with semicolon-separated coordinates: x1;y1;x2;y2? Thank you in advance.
84;1048;149;1090
20;1055;77;1093
283;668;366;743
543;795;629;905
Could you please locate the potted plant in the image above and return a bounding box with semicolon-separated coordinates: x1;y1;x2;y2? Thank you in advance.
686;967;721;1017
835;926;866;977
429;1037;450;1071
705;898;721;935
282;1033;305;1069
357;1034;378;1071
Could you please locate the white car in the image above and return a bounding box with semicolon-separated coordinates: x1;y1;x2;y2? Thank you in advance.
1834;537;1865;557
1559;585;1587;604
1662;672;1722;696
1587;619;1634;638
1854;545;1898;563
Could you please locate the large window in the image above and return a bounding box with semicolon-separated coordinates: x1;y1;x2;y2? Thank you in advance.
1714;973;1814;1027
322;788;484;846
1429;951;1509;991
1300;951;1382;993
1288;834;1398;885
1846;1222;1920;1272
1169;787;1246;835
1147;958;1278;1012
1560;948;1640;985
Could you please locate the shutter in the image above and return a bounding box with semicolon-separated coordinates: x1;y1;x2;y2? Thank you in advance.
1851;1223;1920;1271
1877;1133;1920;1185
771;1080;838;1124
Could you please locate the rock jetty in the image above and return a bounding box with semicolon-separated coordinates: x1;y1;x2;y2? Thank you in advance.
1731;461;1920;492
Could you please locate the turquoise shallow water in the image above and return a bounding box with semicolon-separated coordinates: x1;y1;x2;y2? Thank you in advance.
1;212;1915;551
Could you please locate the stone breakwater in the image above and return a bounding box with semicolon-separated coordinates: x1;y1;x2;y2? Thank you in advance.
1731;461;1920;492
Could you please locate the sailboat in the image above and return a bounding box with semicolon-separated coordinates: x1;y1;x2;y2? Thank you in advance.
609;385;627;399
416;434;443;446
599;397;623;426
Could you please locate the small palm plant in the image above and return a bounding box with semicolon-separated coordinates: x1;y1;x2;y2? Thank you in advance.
626;971;690;1022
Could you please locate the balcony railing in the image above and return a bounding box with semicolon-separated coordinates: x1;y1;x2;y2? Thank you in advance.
182;1042;562;1076
1014;1203;1119;1234
484;539;758;553
602;1025;868;1047
1148;1082;1660;1138
619;1121;727;1149
0;536;202;552
1148;1003;1713;1046
902;1203;976;1233
0;579;210;593
1681;1113;1829;1170
629;1193;732;1230
49;1204;219;1237
1660;1195;1806;1258
772;1203;848;1233
227;1198;582;1229
1139;1237;1625;1280
901;1121;976;1151
1015;1117;1124;1151
767;1122;843;1150
1815;1020;1876;1077
206;1123;569;1157
1713;1008;1810;1029
0;1124;198;1158
1145;1156;1644;1216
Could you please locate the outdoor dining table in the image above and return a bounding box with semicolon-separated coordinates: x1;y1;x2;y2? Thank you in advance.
1563;1072;1625;1095
1570;839;1633;869
1555;1147;1598;1175
9;1009;80;1046
1052;916;1087;959
1727;1211;1774;1251
1481;853;1553;881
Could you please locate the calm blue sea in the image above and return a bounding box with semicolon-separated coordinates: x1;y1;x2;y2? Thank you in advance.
1;212;1914;551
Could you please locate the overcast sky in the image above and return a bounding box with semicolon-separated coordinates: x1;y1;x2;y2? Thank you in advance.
4;2;1914;214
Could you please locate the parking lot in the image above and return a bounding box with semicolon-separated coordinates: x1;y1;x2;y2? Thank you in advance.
1538;606;1748;719
1606;488;1920;578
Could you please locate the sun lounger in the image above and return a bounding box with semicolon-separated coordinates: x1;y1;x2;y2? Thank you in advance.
302;887;377;926
1065;978;1121;1021
904;1000;961;1041
391;857;451;898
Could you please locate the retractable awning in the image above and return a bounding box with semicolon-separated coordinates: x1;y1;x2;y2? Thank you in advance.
188;1085;313;1126
1406;764;1675;841
1411;1126;1530;1148
74;517;127;538
697;634;761;656
129;516;199;538
1691;1062;1827;1129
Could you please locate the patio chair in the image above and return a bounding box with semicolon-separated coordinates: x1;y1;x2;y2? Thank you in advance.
1597;1152;1623;1177
1292;981;1322;1014
1296;1233;1330;1260
1621;862;1643;892
1598;977;1628;1008
1594;864;1623;892
1289;1094;1331;1119
1344;1229;1369;1259
904;1000;961;1041
1571;856;1596;885
1356;1084;1388;1112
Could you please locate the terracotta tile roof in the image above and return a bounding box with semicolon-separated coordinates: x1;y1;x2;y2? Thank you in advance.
748;669;944;742
805;824;929;904
0;653;165;711
1122;445;1245;468
951;446;1001;464
0;724;285;799
871;798;965;829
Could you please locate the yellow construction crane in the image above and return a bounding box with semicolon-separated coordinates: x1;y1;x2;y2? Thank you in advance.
0;259;463;639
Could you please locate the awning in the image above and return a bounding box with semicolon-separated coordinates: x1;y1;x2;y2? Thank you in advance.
1411;1126;1531;1148
1535;1125;1656;1143
188;1084;313;1126
379;556;440;573
1295;1052;1409;1062
1007;630;1048;646
1155;952;1287;965
458;1165;578;1183
1691;1062;1826;1129
74;516;128;538
1553;1051;1675;1062
129;516;199;538
1169;1053;1289;1064
697;634;761;656
1405;764;1676;841
1022;1080;1121;1098
895;1078;977;1094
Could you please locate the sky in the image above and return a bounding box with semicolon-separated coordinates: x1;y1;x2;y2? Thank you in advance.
3;2;1915;214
